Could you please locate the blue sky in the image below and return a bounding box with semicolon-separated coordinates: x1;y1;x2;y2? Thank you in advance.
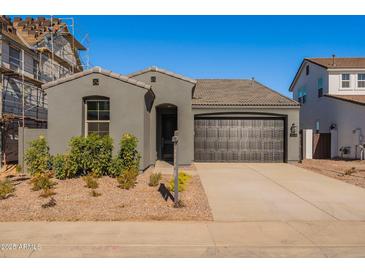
25;16;365;97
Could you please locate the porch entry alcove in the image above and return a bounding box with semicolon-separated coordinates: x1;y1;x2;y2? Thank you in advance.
156;104;177;162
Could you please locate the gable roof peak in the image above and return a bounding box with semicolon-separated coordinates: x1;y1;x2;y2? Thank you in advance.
128;66;197;84
42;66;151;90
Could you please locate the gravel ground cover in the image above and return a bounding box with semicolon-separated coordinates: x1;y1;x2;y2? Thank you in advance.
0;165;212;221
294;159;365;188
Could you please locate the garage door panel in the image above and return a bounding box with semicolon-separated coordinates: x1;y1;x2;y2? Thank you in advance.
194;118;284;163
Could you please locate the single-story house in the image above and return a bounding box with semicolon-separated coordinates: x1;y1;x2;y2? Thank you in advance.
38;66;300;169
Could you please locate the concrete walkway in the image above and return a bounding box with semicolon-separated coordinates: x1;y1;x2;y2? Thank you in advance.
195;163;365;222
2;221;365;257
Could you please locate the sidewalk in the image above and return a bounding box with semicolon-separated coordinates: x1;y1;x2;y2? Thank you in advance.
2;221;365;257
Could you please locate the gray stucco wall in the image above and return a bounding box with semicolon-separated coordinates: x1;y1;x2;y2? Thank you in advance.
46;72;151;169
305;97;365;159
131;71;196;165
192;106;300;162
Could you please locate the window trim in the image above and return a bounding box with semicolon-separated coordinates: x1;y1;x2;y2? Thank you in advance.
340;73;351;89
84;98;110;137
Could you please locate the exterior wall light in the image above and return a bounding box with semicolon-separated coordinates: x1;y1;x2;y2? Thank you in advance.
290;123;297;137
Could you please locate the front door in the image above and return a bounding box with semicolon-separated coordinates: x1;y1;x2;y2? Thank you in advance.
161;114;177;161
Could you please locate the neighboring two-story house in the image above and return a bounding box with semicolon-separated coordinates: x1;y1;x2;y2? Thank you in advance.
0;16;85;163
290;56;365;159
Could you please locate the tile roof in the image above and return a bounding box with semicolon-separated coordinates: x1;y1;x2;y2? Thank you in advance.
193;79;299;107
42;67;152;90
307;58;365;69
325;94;365;106
128;66;197;84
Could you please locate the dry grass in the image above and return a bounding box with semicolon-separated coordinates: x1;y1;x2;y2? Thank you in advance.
295;159;365;188
0;166;212;221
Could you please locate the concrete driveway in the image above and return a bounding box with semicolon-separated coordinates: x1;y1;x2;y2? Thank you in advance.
195;163;365;222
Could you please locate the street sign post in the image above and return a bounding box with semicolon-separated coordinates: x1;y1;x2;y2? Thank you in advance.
172;130;179;207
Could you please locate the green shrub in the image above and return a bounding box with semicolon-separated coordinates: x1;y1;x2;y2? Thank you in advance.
25;136;52;175
83;175;98;189
117;168;139;190
15;165;22;173
31;174;56;191
53;154;77;180
68;134;113;177
0;179;15;200
169;172;192;192
108;157;124;177
119;133;141;171
149;172;162;187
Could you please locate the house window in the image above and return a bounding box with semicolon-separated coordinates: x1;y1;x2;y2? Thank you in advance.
317;78;323;97
306;65;309;75
85;98;110;136
358;74;365;88
341;74;350;88
9;46;21;70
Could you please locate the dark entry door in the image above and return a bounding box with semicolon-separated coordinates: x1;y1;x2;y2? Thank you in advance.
161;114;177;161
194;118;285;162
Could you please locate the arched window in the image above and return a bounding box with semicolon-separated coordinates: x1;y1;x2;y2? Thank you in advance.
84;96;110;136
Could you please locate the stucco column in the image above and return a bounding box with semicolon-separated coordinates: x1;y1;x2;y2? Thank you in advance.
330;128;338;159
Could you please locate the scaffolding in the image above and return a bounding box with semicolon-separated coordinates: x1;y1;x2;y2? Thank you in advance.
0;15;87;168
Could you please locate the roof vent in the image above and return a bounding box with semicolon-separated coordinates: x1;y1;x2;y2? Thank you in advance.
251;77;255;87
332;54;336;67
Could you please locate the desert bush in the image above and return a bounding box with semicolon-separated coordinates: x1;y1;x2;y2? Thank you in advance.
169;172;192;192
65;134;113;177
118;133;141;171
31;174;56;191
149;172;162;187
344;167;356;176
39;189;56;198
91;190;101;197
52;154;78;180
117;168;139;190
108;157;124;177
15;165;22;173
25;136;52;175
83;175;98;189
0;179;15;200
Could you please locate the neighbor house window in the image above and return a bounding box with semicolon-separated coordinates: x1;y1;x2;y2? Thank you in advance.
9;46;21;70
358;74;365;88
85;98;110;136
341;74;350;88
297;86;307;104
317;78;323;97
306;65;309;75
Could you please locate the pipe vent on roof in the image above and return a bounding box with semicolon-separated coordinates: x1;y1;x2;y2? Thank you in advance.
332;54;336;67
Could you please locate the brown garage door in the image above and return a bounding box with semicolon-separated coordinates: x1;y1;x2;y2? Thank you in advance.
194;118;285;162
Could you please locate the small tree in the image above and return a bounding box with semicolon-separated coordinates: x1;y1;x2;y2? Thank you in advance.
119;133;141;170
25;136;51;175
